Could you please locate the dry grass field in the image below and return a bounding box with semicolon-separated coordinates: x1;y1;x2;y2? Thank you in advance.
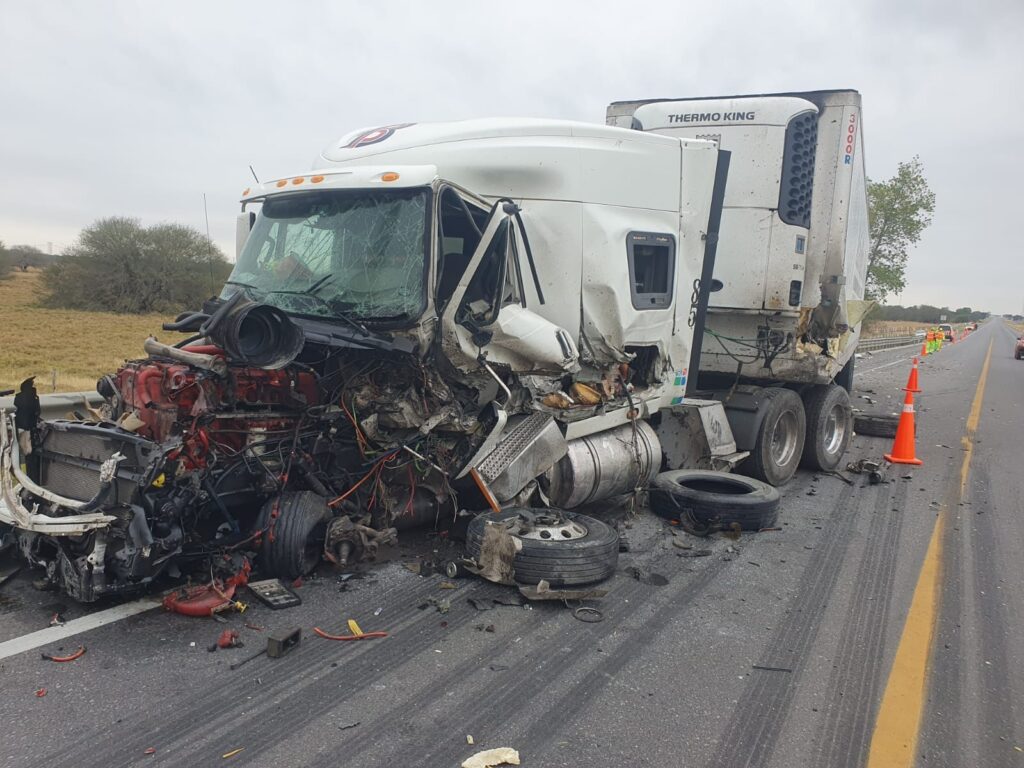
862;319;936;338
0;270;174;393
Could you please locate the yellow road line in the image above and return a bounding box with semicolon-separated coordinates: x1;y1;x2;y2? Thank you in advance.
961;341;993;496
866;339;993;768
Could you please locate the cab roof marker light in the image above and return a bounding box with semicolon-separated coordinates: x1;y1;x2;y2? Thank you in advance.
380;171;400;182
242;188;250;196
275;180;288;188
311;175;325;183
291;177;305;185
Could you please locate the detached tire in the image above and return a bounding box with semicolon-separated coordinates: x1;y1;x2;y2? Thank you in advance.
742;387;806;487
649;470;780;530
800;384;853;471
465;508;618;587
257;491;331;579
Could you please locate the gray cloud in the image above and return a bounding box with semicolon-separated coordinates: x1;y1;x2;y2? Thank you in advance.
1;0;1021;312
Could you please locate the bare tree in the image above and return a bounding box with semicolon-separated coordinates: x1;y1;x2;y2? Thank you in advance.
43;217;231;314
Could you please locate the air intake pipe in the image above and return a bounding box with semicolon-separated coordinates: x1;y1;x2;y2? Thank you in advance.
203;294;305;370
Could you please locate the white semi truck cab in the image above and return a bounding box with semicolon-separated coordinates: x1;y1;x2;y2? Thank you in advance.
1;92;869;602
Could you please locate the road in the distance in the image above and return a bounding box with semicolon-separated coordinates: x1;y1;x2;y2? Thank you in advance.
0;321;1019;768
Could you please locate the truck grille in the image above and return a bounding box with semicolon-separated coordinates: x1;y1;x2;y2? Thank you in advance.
37;421;161;504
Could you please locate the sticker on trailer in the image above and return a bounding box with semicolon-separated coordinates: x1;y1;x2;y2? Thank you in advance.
844;114;857;165
673;369;688;388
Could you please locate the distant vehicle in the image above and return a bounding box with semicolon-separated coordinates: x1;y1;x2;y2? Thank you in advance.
1015;336;1024;360
914;329;927;338
938;323;954;341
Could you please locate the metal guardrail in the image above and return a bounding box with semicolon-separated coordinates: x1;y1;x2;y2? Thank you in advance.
857;335;920;353
0;391;103;420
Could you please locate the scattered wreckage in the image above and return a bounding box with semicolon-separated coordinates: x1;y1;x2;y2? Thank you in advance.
0;90;871;602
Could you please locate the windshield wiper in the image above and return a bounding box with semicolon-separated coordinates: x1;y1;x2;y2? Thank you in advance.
264;287;371;338
223;279;265;298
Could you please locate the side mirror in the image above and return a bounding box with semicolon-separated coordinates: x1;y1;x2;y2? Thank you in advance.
235;211;255;260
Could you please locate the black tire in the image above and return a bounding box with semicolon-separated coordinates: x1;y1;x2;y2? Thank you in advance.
649;470;780;530
465;508;618;587
835;355;855;393
256;491;331;579
741;387;806;487
800;384;853;471
853;413;901;439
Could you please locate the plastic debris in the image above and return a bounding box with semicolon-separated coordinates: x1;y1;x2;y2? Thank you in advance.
35;688;46;697
461;747;521;767
222;747;245;758
41;646;86;662
144;748;157;756
467;735;475;745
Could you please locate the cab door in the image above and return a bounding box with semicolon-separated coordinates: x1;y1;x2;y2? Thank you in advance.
440;202;578;374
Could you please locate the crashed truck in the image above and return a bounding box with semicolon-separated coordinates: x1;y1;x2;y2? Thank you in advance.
0;89;869;601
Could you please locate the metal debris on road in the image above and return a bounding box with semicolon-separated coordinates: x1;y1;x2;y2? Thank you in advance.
222;747;244;759
246;579;301;610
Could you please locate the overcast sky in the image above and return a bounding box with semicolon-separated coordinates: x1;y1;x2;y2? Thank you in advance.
1;0;1022;313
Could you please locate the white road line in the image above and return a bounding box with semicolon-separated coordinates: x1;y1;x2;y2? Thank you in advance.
860;354;919;374
0;597;162;661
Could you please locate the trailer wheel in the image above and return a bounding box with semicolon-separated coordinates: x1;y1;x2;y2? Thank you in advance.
649;470;780;530
800;384;853;471
742;387;805;487
465;508;618;587
256;491;331;579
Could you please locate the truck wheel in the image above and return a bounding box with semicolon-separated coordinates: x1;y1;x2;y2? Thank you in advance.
743;388;806;487
465;508;618;587
649;470;780;530
256;491;331;579
801;384;853;471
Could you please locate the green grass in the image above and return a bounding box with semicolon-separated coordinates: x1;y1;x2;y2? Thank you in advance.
0;270;176;393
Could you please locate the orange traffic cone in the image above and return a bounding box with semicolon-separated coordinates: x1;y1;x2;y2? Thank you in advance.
904;357;922;393
920;340;928;357
884;389;922;466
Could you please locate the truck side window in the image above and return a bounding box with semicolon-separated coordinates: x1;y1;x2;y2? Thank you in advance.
457;220;510;327
627;231;675;310
436;188;488;310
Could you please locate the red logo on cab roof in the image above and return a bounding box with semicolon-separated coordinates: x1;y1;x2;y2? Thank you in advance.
343;123;415;149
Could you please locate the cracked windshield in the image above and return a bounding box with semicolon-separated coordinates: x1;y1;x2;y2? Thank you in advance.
226;188;429;321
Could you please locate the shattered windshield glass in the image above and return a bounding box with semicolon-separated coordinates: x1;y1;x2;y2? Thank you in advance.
226;188;430;321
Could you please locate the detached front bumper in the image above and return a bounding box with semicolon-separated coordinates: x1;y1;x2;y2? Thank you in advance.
0;410;116;535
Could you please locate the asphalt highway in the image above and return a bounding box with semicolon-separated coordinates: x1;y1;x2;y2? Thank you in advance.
0;319;1020;768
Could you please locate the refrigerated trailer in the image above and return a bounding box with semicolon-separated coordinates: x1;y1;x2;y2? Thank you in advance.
608;89;870;481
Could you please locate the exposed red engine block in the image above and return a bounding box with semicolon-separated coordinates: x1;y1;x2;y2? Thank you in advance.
114;355;319;445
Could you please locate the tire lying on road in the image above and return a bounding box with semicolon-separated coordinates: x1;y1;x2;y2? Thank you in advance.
800;383;853;471
649;470;780;531
466;508;619;587
853;413;902;439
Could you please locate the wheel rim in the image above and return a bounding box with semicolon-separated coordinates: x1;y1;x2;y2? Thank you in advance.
823;403;847;456
770;410;799;467
506;511;588;541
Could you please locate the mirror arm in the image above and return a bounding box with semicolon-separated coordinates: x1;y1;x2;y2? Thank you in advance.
505;203;545;305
